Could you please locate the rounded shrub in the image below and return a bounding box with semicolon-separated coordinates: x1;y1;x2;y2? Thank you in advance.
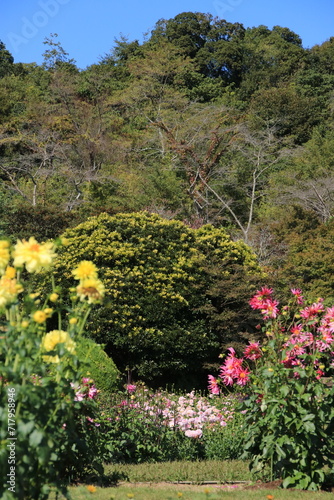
75;337;120;403
52;211;263;387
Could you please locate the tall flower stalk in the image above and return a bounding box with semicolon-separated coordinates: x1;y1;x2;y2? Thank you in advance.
0;237;105;500
208;287;334;491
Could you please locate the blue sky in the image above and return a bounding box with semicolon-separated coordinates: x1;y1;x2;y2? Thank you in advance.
1;0;333;69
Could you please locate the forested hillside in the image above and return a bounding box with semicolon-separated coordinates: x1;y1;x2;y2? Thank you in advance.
1;11;334;299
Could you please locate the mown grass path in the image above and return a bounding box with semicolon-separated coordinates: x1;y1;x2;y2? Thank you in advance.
48;460;334;499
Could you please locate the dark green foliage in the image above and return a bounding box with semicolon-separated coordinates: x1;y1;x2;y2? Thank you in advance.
76;337;120;402
149;12;212;58
0;204;82;242
0;41;14;78
249;85;322;143
273;219;334;302
242;368;334;489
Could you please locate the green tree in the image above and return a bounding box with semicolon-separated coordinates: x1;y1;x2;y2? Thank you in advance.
266;127;334;221
51;211;262;388
271;217;334;302
239;25;305;99
195;19;245;84
149;12;212;58
42;33;77;71
249;85;322;143
309;37;334;75
0;40;14;78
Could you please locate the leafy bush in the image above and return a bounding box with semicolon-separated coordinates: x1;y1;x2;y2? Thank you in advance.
76;337;120;404
0;203;82;242
202;411;246;460
52;211;263;386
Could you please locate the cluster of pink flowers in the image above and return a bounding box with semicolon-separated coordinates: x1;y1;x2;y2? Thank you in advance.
249;286;280;319
70;377;98;401
208;343;262;392
160;392;230;438
209;287;334;392
113;389;240;439
249;287;279;319
126;384;137;393
282;300;334;376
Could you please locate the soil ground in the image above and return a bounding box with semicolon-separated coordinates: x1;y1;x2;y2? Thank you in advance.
118;480;334;493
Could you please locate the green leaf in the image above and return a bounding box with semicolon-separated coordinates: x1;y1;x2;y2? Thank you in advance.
280;385;290;397
17;421;35;436
282;476;295;488
275;442;286;458
29;429;44;447
303;421;315;433
301;413;315;421
260;402;267;412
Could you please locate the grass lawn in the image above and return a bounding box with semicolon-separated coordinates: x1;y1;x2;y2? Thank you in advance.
48;460;334;499
63;483;334;500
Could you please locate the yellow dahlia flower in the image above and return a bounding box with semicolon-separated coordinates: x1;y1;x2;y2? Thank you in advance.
76;278;105;304
0;275;23;308
49;293;59;302
72;261;98;280
0;241;10;275
42;330;76;363
33;310;47;323
4;266;16;279
13;237;56;273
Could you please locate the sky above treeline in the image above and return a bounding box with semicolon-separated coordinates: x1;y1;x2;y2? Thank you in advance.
1;0;333;69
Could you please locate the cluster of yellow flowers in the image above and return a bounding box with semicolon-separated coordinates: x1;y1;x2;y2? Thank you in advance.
0;237;105;364
41;262;105;363
0;266;23;309
42;330;76;364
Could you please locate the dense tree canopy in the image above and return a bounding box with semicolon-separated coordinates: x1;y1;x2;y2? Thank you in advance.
1;10;334;330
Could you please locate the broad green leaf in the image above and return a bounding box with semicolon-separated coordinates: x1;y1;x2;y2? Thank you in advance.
282;476;295;488
280;385;289;397
301;413;315;421
17;421;35;436
303;421;315;433
29;429;44;447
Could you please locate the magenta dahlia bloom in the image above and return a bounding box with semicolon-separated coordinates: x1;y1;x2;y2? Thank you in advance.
249;287;274;310
291;288;304;305
244;342;262;361
300;301;324;321
207;375;220;394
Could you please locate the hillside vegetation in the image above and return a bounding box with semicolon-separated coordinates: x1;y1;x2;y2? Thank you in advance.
1;12;334;298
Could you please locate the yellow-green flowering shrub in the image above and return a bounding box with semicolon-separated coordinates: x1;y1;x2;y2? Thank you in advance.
52;211;263;387
0;237;106;499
